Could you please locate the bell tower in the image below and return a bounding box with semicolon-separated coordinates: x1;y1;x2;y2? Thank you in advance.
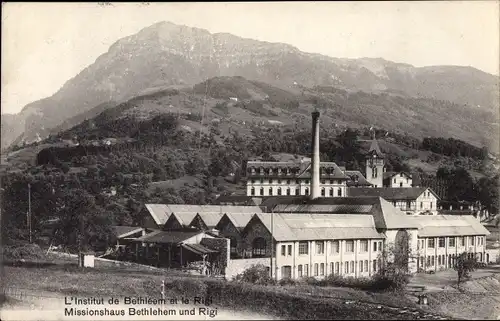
365;133;384;188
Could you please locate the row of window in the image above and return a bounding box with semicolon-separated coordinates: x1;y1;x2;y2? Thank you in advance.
250;187;343;196
292;259;382;278
249;167;343;176
287;240;383;256
393;201;434;210
393;178;410;184
420;236;485;249
420;252;483;268
250;179;344;185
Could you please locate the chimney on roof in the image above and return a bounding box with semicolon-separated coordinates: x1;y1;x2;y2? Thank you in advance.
310;111;321;200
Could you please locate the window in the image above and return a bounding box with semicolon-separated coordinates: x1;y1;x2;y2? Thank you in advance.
350;261;354;273
337;188;342;197
438;237;445;248
345;240;354;253
330;262;334;274
460;237;465;247
314;263;319;276
364;260;368;272
329;188;334;196
344;262;349;274
330;180;334;184
277;187;282;196
378;241;383;251
400;173;403;177
335;262;340;274
449;237;456;247
426;256;431;266
400;182;403;187
373;241;378;252
298;265;303;278
430;202;433;209
295;188;299;195
260;178;264;184
438;255;441;265
360;240;368;252
321;180;325;184
252;238;267;257
428;238;435;248
470;236;475;246
286;180;291;184
331;241;340;254
305;180;310;184
269;188;273;196
420;202;423;209
251;187;255;196
406;178;409;183
373;260;377;272
431;255;435;266
230;238;238;254
320;263;325;276
393;178;397;184
286;188;291;196
299;241;309;255
360;261;364;272
281;245;286;256
277;179;281;184
260;188;264;196
316;241;325;254
288;245;292;256
321;188;325;196
282;266;292;279
304;264;309;276
305;188;309;196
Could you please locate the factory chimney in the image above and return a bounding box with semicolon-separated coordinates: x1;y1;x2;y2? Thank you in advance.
310;111;321;199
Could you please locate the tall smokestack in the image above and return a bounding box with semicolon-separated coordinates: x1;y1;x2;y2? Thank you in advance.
310;111;321;199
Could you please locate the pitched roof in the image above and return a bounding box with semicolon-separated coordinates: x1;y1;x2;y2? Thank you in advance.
181;243;218;255
170;212;199;226
368;140;384;158
246;160;349;179
144;204;172;225
113;226;143;238
383;171;412;180
249;213;385;241
134;230;204;244
344;170;372;187
297;162;349;179
347;187;437;201
224;213;255;229
267;196;419;230
190;212;225;228
407;215;491;237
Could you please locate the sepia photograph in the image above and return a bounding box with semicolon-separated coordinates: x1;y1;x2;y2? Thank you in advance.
1;1;499;320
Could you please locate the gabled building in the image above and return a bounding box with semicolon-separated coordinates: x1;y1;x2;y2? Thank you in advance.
348;187;440;215
215;213;255;258
383;171;413;188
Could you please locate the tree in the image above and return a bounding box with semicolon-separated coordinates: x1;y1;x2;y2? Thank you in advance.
453;252;480;289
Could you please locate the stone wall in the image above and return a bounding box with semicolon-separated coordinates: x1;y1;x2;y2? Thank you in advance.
200;237;230;275
241;218;275;258
225;257;276;280
218;217;245;258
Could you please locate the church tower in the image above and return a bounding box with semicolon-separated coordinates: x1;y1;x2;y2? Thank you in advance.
365;135;384;188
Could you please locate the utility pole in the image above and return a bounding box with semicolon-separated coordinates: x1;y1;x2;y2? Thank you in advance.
270;208;274;280
28;183;32;243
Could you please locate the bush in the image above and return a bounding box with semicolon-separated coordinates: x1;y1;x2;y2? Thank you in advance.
233;264;276;285
372;266;410;291
168;278;208;298
3;243;45;261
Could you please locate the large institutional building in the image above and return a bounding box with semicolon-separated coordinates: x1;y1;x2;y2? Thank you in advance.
118;111;491;281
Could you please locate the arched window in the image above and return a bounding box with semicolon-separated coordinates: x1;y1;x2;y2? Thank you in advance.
251;187;255;196
269;187;273;196
260;187;264;196
329;188;334;197
321;188;325;196
305;188;309;195
337;188;342;197
286;188;291;196
295;188;300;195
277;187;282;196
252;237;267;257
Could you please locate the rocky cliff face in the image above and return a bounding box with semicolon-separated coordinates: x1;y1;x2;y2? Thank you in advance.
3;21;498;149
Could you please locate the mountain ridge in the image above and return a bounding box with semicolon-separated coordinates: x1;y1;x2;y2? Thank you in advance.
2;20;498;150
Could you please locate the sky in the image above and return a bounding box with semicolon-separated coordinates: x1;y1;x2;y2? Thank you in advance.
1;1;499;115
